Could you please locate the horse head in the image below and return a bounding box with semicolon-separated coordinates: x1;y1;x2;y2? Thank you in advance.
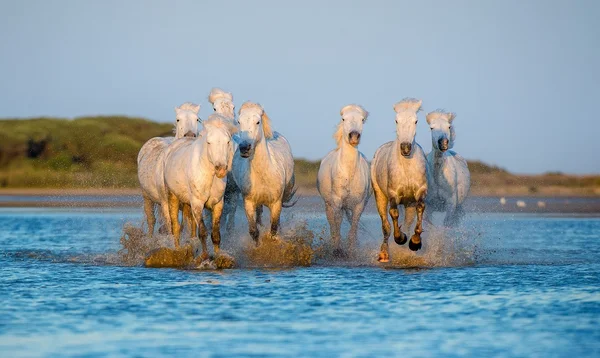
202;114;238;179
174;102;201;139
426;110;456;152
208;88;235;121
236;101;272;158
337;104;368;148
393;98;422;157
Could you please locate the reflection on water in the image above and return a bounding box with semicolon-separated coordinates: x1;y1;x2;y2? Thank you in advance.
0;205;599;357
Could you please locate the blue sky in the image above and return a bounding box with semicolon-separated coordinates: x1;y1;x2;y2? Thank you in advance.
1;0;598;174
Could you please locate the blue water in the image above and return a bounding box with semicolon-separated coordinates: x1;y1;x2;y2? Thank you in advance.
0;206;599;357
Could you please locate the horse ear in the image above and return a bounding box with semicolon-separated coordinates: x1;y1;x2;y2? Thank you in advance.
447;112;456;123
174;107;180;115
192;104;201;114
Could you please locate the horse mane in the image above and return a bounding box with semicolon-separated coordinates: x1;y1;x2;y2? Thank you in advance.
333;123;344;149
239;101;273;139
202;114;238;135
208;88;233;104
393;98;422;113
177;102;200;113
340;104;368;121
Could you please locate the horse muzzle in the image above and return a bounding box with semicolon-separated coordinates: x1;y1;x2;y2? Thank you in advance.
400;142;412;157
239;142;252;158
348;131;361;147
184;130;196;138
438;138;449;152
215;165;228;179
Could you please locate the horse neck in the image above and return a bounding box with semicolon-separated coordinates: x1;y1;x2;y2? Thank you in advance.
429;140;447;178
338;139;359;174
248;135;273;173
192;137;214;174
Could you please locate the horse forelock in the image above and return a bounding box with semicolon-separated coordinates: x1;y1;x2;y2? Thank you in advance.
394;98;422;113
178;102;200;113
340;104;368;121
203;114;238;136
208;88;233;104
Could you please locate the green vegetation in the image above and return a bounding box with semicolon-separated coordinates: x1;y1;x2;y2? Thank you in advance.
0;116;172;188
0;117;598;196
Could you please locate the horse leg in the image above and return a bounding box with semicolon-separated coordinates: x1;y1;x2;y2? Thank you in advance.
348;202;365;255
268;200;283;239
192;204;209;260
224;190;238;236
409;200;425;251
168;192;181;247
182;204;196;238
243;199;259;245
256;205;263;227
325;203;342;254
389;199;407;246
374;188;391;262
143;197;156;236
211;201;224;255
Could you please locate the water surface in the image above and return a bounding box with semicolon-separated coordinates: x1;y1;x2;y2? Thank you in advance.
0;203;599;357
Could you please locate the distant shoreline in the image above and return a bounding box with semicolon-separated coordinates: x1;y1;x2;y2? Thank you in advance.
1;189;599;214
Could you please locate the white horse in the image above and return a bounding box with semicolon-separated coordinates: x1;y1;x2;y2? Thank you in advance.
232;102;296;244
137;102;200;235
317;104;371;256
425;110;470;226
208;88;239;234
371;98;428;262
162;114;237;257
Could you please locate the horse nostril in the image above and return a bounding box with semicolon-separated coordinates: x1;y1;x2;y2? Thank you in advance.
400;142;412;156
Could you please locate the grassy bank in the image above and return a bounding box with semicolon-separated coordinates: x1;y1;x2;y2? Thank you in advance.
0;117;598;196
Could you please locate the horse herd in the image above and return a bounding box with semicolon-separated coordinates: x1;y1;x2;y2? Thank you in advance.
137;88;470;263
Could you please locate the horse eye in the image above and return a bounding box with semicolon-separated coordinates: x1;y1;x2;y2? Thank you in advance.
342;118;345;121
176;119;180;122
415;120;418;124
395;120;398;124
256;121;260;125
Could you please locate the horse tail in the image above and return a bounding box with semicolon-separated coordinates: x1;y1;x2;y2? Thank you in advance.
282;174;298;208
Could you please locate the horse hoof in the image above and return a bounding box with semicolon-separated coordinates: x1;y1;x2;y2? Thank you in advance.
409;237;422;251
394;232;408;246
200;251;210;261
378;251;389;263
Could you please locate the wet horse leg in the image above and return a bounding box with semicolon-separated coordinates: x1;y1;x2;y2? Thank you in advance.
182;204;196;238
244;199;259;245
143;197;156;236
268;200;283;239
211;201;224;255
348;202;366;255
409;200;425;251
374;188;391;262
168;192;181;247
192;204;209;260
389;198;407;245
325;202;343;254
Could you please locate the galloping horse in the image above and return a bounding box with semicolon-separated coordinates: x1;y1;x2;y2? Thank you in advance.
371;98;428;262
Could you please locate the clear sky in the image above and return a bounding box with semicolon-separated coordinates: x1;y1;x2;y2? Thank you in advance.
1;0;598;174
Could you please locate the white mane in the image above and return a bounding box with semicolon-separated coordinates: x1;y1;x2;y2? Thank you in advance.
208;88;233;104
393;98;423;113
